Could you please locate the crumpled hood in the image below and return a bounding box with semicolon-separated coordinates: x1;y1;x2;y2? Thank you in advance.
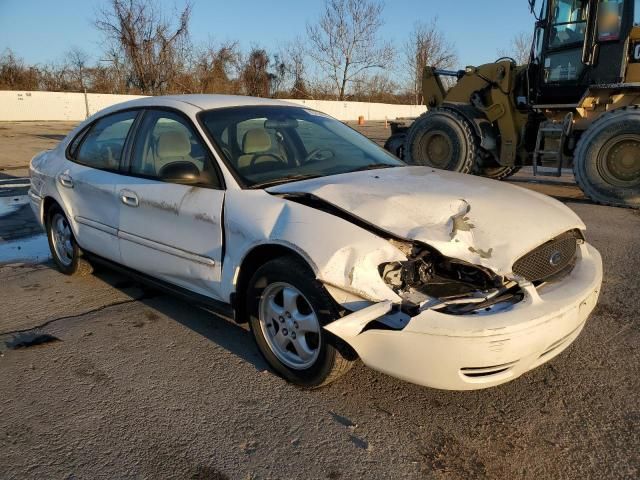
268;166;585;276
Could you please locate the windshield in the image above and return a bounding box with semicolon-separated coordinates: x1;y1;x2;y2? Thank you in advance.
199;106;405;188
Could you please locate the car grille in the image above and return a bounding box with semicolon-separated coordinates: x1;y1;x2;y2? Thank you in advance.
512;230;580;283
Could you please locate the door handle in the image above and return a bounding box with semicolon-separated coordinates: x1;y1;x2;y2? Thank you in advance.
119;190;139;207
58;173;74;188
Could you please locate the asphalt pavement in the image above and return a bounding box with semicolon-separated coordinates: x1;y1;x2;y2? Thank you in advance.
0;121;638;479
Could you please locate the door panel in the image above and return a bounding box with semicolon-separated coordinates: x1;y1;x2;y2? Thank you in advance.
58;162;123;261
117;109;225;300
59;110;138;262
117;179;225;299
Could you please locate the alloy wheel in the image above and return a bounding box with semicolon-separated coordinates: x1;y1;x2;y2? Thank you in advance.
258;282;322;370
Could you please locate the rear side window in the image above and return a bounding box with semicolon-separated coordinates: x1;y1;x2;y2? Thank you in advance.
68;126;90;158
75;111;137;170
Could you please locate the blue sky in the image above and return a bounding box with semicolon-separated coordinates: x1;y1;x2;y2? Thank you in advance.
0;0;534;68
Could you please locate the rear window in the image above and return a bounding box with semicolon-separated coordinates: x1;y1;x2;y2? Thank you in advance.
74;111;138;170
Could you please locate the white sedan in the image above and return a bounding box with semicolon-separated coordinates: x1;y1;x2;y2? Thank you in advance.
29;95;603;390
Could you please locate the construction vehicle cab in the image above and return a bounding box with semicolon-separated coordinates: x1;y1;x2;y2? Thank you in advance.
531;0;628;103
387;0;640;208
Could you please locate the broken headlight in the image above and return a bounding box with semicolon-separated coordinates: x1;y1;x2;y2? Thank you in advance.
380;243;522;315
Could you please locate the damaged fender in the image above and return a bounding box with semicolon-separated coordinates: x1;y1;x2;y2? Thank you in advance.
220;189;406;305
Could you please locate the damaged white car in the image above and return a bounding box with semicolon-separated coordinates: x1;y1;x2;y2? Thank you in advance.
29;95;603;390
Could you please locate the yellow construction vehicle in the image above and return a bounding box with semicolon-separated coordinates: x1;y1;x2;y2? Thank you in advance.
385;0;640;208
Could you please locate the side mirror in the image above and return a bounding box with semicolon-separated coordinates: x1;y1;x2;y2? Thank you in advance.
159;161;201;184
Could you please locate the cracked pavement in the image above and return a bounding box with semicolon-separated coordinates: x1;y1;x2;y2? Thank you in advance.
0;203;638;479
0;122;638;479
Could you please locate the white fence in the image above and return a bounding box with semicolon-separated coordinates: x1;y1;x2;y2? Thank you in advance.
0;90;425;122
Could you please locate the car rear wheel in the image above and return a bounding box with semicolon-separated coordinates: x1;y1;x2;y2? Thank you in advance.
246;256;353;388
46;206;92;275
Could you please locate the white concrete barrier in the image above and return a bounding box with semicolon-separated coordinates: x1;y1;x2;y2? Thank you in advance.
0;91;147;121
0;90;425;122
285;99;426;121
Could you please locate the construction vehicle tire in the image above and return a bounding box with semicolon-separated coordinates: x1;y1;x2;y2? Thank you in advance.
403;108;477;173
574;107;640;209
384;132;407;159
474;165;522;180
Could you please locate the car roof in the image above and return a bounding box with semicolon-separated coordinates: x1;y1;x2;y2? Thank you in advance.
107;94;301;113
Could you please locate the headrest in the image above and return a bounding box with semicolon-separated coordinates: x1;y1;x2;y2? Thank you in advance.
242;129;272;154
157;130;191;158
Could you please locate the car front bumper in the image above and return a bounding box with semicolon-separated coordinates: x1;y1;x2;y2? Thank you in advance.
326;243;603;390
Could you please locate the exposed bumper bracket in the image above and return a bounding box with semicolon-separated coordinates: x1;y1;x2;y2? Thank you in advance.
324;301;394;338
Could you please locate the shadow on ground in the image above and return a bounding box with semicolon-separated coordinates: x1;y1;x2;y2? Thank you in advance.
91;265;269;373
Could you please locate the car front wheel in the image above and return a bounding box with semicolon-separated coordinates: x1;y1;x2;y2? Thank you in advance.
246;256;353;388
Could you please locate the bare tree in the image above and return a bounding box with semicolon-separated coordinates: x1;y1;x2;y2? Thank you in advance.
85;63;125;94
38;62;74;92
403;19;457;105
498;32;533;65
270;54;287;98
95;0;192;95
306;0;393;101
240;47;275;97
352;73;399;103
0;49;39;90
179;41;241;94
305;78;335;100
276;39;310;99
67;47;90;92
99;47;134;94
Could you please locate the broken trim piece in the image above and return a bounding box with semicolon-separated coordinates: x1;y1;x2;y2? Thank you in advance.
324;301;394;338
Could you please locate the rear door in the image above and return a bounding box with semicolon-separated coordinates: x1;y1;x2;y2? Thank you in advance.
59;110;139;262
116;109;226;299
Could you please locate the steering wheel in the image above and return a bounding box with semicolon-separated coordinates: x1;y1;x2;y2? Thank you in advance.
249;153;287;168
304;148;335;164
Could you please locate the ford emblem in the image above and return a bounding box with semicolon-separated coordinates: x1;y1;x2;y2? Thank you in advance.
549;251;562;266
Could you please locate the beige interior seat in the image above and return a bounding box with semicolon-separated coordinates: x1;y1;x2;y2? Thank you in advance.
237;128;283;169
154;129;193;174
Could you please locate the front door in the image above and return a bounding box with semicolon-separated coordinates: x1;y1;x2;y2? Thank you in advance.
116;109;226;300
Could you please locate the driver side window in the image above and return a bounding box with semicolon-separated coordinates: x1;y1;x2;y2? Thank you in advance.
130;110;219;187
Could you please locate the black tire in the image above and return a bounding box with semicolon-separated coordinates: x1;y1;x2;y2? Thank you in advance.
403;108;478;173
474;165;522;180
246;255;353;388
384;132;406;159
45;205;93;276
573;107;640;209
